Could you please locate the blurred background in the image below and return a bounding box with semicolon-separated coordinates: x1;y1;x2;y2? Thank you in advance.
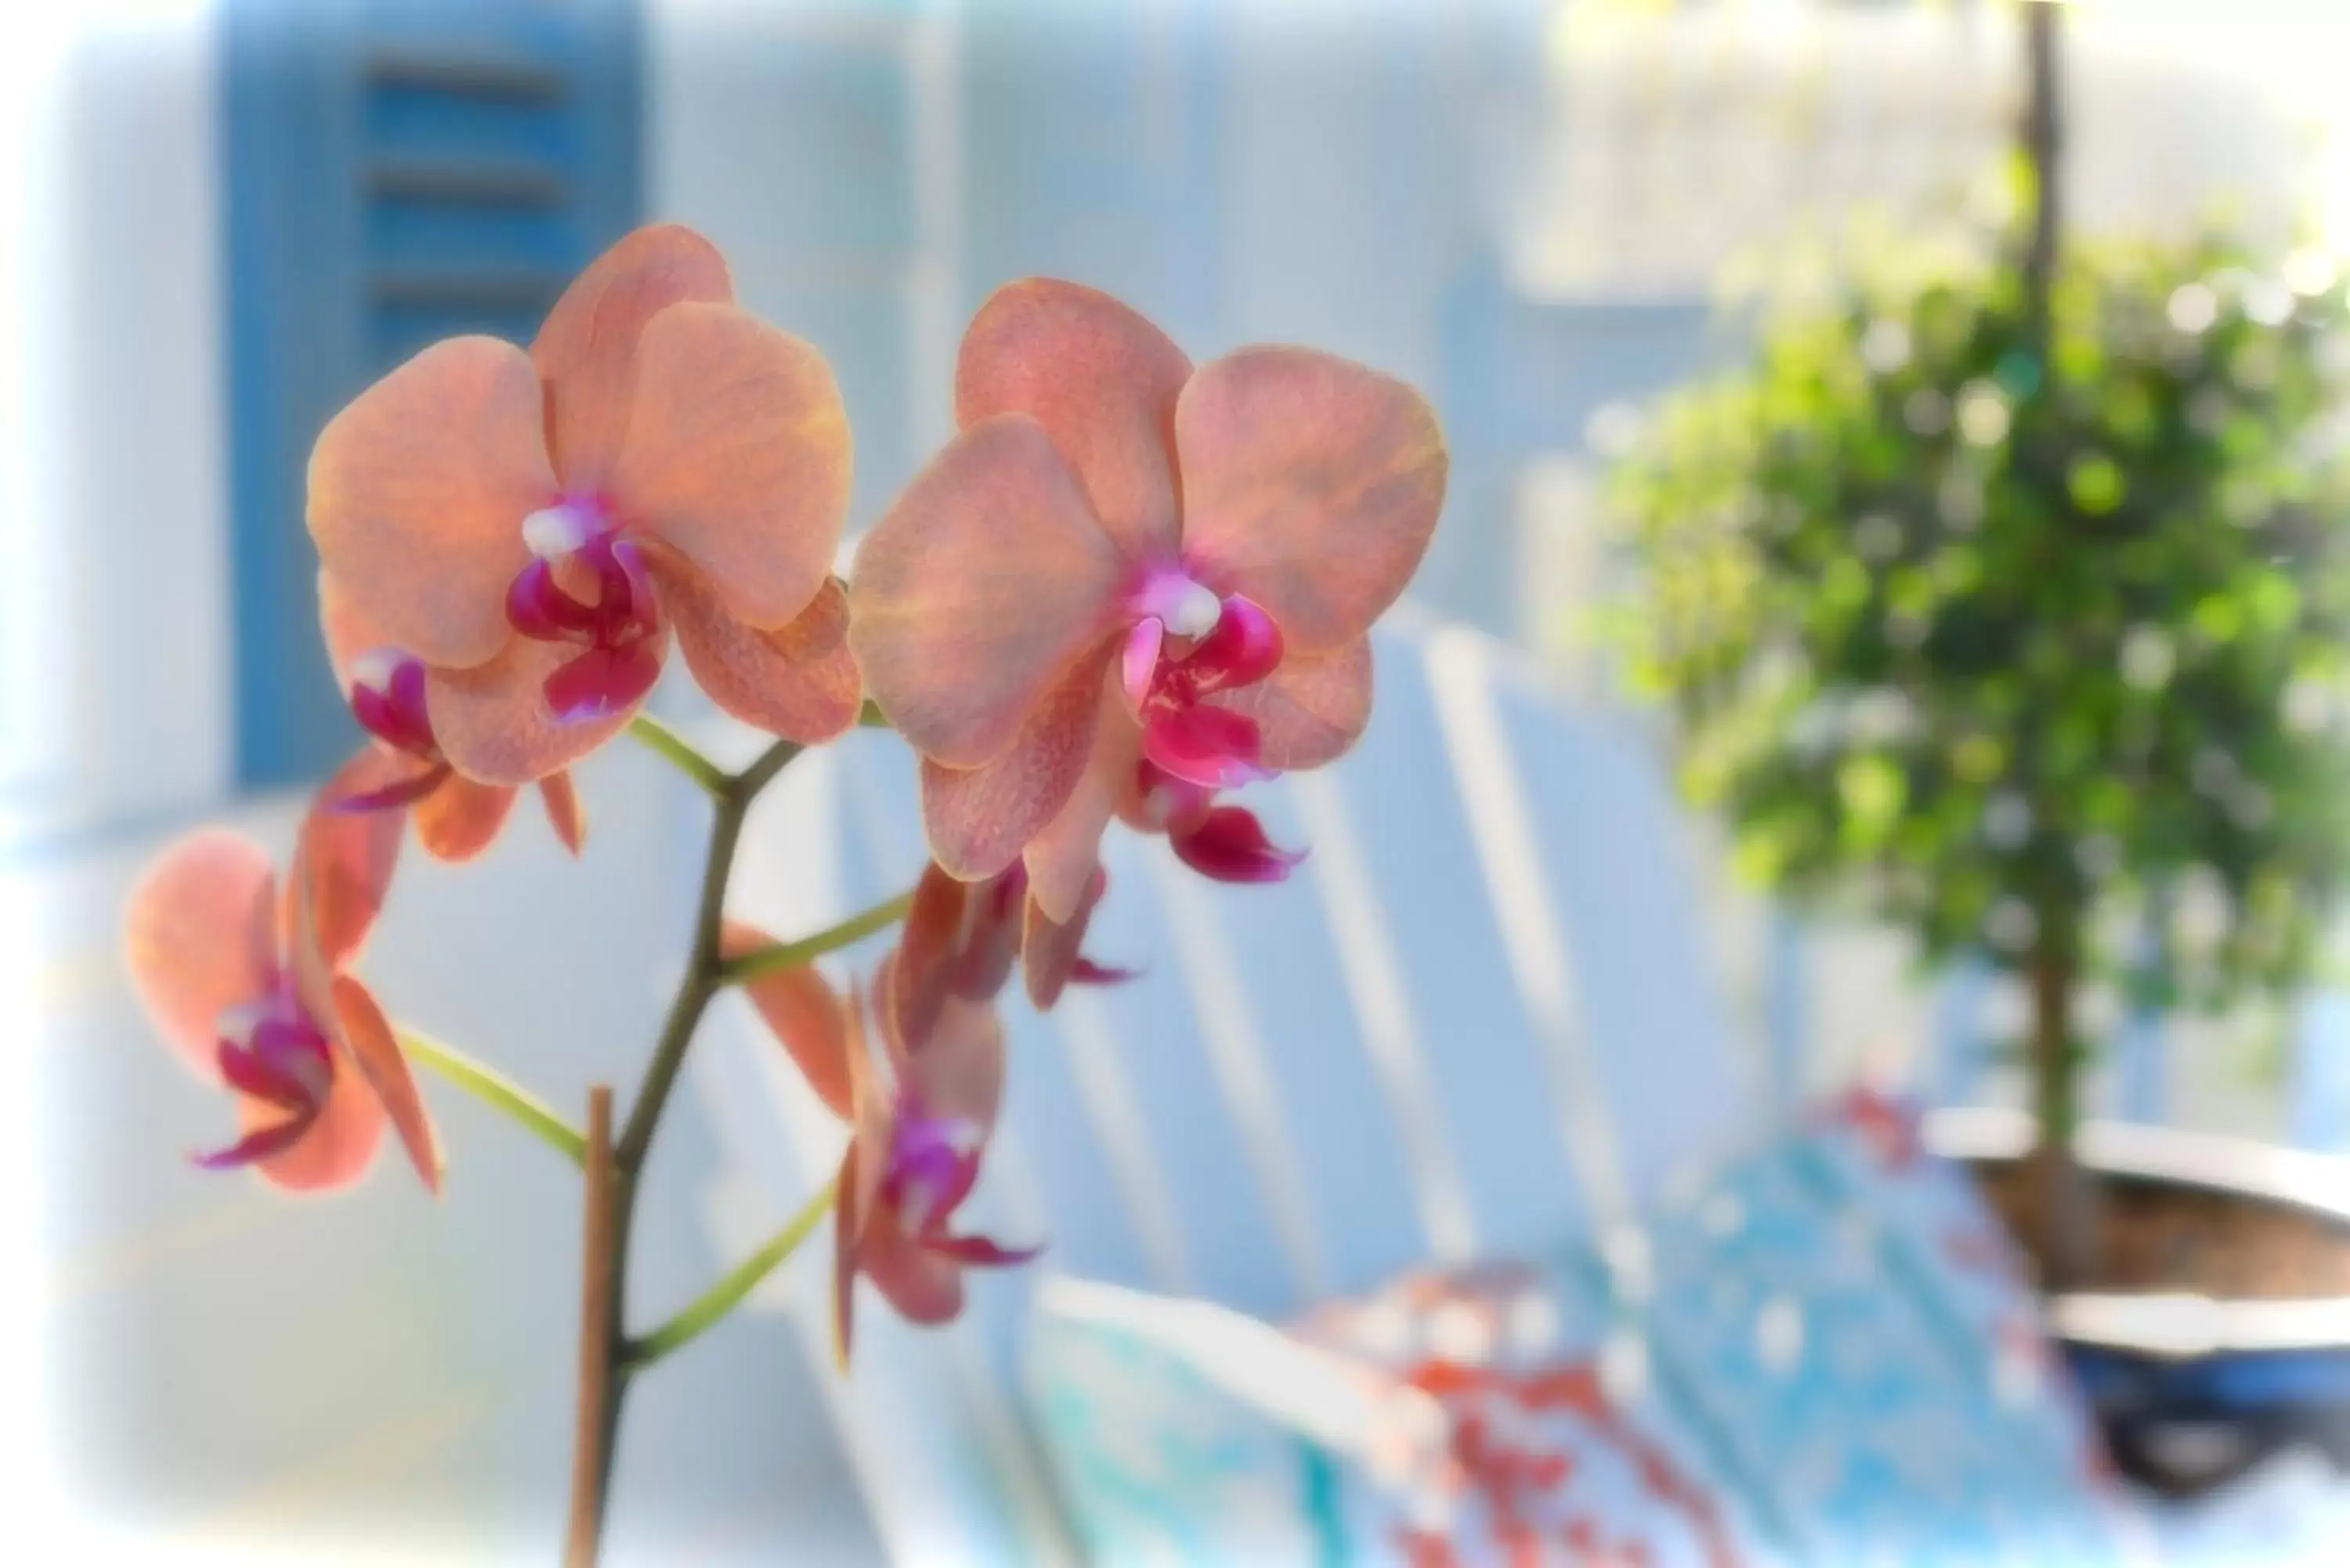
12;0;2350;1560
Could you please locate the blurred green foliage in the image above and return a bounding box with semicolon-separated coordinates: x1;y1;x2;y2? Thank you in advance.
1603;222;2350;1021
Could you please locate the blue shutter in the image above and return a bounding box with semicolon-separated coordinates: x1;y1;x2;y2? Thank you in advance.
226;0;640;789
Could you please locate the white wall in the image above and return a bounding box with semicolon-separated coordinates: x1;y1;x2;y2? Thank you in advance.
2;2;232;849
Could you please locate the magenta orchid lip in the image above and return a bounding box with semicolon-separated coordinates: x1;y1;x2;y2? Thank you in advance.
506;531;664;724
195;990;338;1172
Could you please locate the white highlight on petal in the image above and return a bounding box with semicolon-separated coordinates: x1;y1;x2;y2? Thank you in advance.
1128;569;1226;645
522;501;598;560
1167;581;1222;638
212;999;271;1052
347;645;405;696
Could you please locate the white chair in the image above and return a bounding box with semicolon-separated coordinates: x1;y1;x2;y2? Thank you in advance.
702;610;1772;1565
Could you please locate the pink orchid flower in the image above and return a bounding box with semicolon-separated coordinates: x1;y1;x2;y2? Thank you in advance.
123;761;440;1193
833;965;1037;1363
308;223;859;786
721;938;1035;1363
1120;759;1309;886
849;279;1446;924
319;569;585;862
894;858;1133;1023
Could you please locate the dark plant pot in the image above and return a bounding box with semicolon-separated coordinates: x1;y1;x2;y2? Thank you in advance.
1925;1107;2350;1500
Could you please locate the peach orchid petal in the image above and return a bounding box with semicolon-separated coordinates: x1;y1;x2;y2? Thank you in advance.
833;999;895;1352
832;1143;866;1367
657;565;859;743
1021;876;1102;1011
860;1219;967;1325
608;303;849;629
331;974;442;1194
910;997;1007;1135
1208;636;1373;771
537;773;587;856
849;414;1128;768
425;634;651;786
1023;697;1145;925
412;775;519;864
532;223;732;490
301;750;409;968
123;829;280;1078
955;278;1191;560
721;921;854;1121
844;981;898;1195
247;1052;386;1194
316;568;390;694
920;649;1110;883
308;336;553;670
1174;346;1447;652
895;863;975;1001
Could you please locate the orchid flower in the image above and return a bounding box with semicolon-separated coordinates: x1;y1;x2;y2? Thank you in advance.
123;762;439;1193
319;570;585;861
308;224;859;786
894;858;1133;1022
832;964;1037;1362
849;278;1445;923
722;936;1035;1361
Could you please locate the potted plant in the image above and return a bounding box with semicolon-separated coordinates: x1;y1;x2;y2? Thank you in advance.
1600;2;2350;1496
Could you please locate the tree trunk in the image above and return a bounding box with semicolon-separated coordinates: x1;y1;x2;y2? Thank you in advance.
2026;947;2097;1290
2019;0;2063;352
2012;0;2092;1295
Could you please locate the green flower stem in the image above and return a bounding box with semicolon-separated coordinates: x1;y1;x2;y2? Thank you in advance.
719;891;915;985
859;698;890;728
580;735;803;1548
624;1178;838;1368
401;1028;587;1168
626;713;729;797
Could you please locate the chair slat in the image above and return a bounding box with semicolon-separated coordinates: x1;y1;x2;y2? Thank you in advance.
1058;829;1309;1319
1256;769;1479;1287
1141;840;1336;1302
1461;632;1758;1208
1328;627;1596;1259
1423;628;1634;1223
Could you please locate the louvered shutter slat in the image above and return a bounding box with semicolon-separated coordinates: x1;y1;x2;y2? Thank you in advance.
227;0;638;787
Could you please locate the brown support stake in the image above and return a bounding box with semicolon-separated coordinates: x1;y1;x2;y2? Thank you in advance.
566;1086;617;1568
